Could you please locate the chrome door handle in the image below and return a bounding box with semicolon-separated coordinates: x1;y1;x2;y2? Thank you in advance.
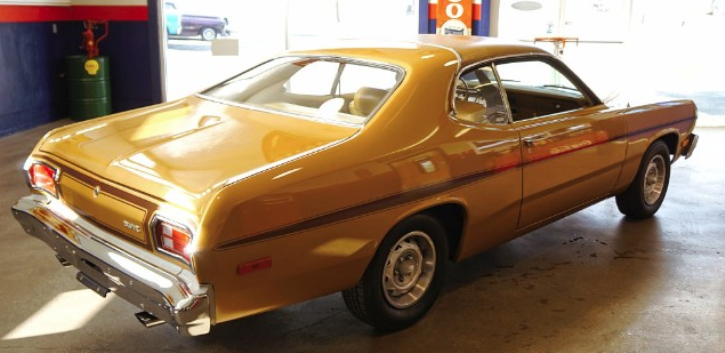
523;134;546;146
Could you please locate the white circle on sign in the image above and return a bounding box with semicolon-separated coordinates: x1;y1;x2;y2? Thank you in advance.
512;1;543;11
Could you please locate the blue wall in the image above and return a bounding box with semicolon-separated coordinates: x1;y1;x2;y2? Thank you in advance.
96;21;155;113
0;2;163;138
0;22;77;137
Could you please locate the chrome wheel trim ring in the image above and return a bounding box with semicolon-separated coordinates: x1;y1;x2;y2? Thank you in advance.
382;230;436;309
643;154;666;205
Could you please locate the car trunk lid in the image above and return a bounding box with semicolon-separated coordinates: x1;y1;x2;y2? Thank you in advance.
40;97;359;213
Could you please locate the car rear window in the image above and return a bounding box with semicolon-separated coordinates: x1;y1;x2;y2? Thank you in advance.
199;56;404;125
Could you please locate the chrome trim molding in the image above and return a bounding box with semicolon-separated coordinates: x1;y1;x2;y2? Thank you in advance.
195;55;407;128
448;53;603;124
220;136;355;188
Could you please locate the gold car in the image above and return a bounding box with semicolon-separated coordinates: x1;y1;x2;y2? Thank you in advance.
12;35;698;336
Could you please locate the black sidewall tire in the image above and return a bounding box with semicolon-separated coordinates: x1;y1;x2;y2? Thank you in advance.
616;141;671;218
362;214;449;330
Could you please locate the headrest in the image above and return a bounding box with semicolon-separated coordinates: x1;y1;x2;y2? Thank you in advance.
350;87;388;116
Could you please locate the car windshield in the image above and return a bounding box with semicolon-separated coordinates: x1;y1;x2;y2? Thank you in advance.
199;56;403;125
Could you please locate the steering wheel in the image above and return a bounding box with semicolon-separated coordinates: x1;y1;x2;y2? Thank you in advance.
455;78;469;101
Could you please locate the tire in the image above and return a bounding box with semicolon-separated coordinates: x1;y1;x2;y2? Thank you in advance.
616;140;671;218
200;27;216;41
342;214;449;331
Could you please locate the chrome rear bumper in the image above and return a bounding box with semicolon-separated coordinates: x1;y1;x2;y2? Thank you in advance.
11;195;213;336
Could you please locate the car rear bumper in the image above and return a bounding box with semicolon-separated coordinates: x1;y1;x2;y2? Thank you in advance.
11;195;213;336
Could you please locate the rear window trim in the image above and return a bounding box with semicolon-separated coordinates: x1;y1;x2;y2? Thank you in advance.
196;55;406;127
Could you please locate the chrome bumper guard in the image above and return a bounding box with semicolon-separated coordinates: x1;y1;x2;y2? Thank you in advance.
11;195;213;336
682;133;698;159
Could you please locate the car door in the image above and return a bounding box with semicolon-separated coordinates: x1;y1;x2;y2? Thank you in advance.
448;64;524;258
493;57;627;229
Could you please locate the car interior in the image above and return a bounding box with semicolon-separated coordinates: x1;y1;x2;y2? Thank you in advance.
203;58;398;124
454;59;592;124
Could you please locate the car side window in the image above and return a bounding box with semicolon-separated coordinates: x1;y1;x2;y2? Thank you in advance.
453;65;509;125
495;60;591;121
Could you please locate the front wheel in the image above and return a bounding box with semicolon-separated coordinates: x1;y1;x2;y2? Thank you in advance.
616;140;671;218
342;214;449;330
200;27;217;41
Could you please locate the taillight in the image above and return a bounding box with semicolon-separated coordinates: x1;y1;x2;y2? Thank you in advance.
154;218;194;262
28;162;58;197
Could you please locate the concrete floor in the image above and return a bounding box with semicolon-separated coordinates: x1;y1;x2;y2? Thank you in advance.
0;121;723;353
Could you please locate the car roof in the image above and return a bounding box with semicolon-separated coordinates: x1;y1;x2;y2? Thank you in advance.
415;34;550;66
289;34;550;70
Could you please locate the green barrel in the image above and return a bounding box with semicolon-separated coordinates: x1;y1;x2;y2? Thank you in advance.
66;55;111;121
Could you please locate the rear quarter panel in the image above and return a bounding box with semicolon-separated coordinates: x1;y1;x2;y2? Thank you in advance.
611;100;697;194
193;52;466;323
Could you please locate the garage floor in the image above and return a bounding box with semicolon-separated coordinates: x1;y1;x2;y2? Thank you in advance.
1;122;723;353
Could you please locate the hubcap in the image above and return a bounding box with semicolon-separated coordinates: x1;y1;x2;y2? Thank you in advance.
643;155;666;205
382;231;436;309
202;29;214;40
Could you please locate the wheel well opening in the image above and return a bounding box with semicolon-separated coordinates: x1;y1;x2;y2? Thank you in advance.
658;133;678;156
421;204;466;260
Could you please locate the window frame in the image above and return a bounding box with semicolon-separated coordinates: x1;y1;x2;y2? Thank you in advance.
197;55;406;127
450;54;602;126
452;62;513;126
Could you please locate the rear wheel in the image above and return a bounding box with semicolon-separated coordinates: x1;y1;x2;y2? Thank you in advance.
200;27;216;41
342;214;448;330
616;140;671;218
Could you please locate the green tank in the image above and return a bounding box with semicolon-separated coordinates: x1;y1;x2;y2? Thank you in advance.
66;55;111;121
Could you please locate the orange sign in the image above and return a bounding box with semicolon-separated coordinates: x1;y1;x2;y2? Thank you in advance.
437;0;473;36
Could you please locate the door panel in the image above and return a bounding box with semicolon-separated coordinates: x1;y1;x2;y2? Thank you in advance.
449;63;524;259
443;125;524;259
493;57;626;228
516;107;626;228
506;87;585;121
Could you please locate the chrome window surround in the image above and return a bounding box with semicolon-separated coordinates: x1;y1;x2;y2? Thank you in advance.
449;53;602;126
196;55;407;128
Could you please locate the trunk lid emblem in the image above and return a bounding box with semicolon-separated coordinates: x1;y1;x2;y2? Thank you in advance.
123;220;141;233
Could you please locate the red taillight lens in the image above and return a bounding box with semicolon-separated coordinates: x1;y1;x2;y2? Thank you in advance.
154;220;193;262
29;163;58;197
